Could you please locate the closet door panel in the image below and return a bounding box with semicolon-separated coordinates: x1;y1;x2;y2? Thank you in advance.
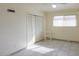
26;15;33;46
35;16;43;42
31;15;36;43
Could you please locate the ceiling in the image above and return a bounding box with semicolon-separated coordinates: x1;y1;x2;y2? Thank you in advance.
24;3;79;12
1;3;79;12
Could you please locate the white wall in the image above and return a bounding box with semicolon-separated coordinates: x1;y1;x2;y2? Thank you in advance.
0;4;27;55
45;9;79;42
0;4;44;55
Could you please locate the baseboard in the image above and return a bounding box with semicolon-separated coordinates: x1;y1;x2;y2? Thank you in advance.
35;39;44;43
7;47;26;56
46;37;79;43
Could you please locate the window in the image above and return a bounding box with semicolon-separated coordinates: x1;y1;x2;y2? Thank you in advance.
53;15;76;27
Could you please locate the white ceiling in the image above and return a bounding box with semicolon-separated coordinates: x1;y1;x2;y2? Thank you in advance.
1;3;79;12
24;3;79;12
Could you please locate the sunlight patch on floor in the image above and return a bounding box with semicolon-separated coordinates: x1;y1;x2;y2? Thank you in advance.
27;44;54;54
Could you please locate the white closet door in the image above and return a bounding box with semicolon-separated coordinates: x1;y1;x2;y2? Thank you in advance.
35;16;43;42
26;14;44;48
26;14;34;46
31;15;36;43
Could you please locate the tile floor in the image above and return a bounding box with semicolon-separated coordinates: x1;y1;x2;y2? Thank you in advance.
11;39;79;56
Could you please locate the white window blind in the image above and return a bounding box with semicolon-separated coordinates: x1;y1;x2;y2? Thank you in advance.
53;15;76;27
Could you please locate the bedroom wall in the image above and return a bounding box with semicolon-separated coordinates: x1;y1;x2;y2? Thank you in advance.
0;4;44;55
45;9;79;42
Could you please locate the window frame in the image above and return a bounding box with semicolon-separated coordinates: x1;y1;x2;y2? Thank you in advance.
53;15;77;27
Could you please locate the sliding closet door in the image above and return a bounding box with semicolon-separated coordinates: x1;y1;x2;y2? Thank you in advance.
31;15;36;44
35;16;44;42
26;14;44;48
26;14;34;46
